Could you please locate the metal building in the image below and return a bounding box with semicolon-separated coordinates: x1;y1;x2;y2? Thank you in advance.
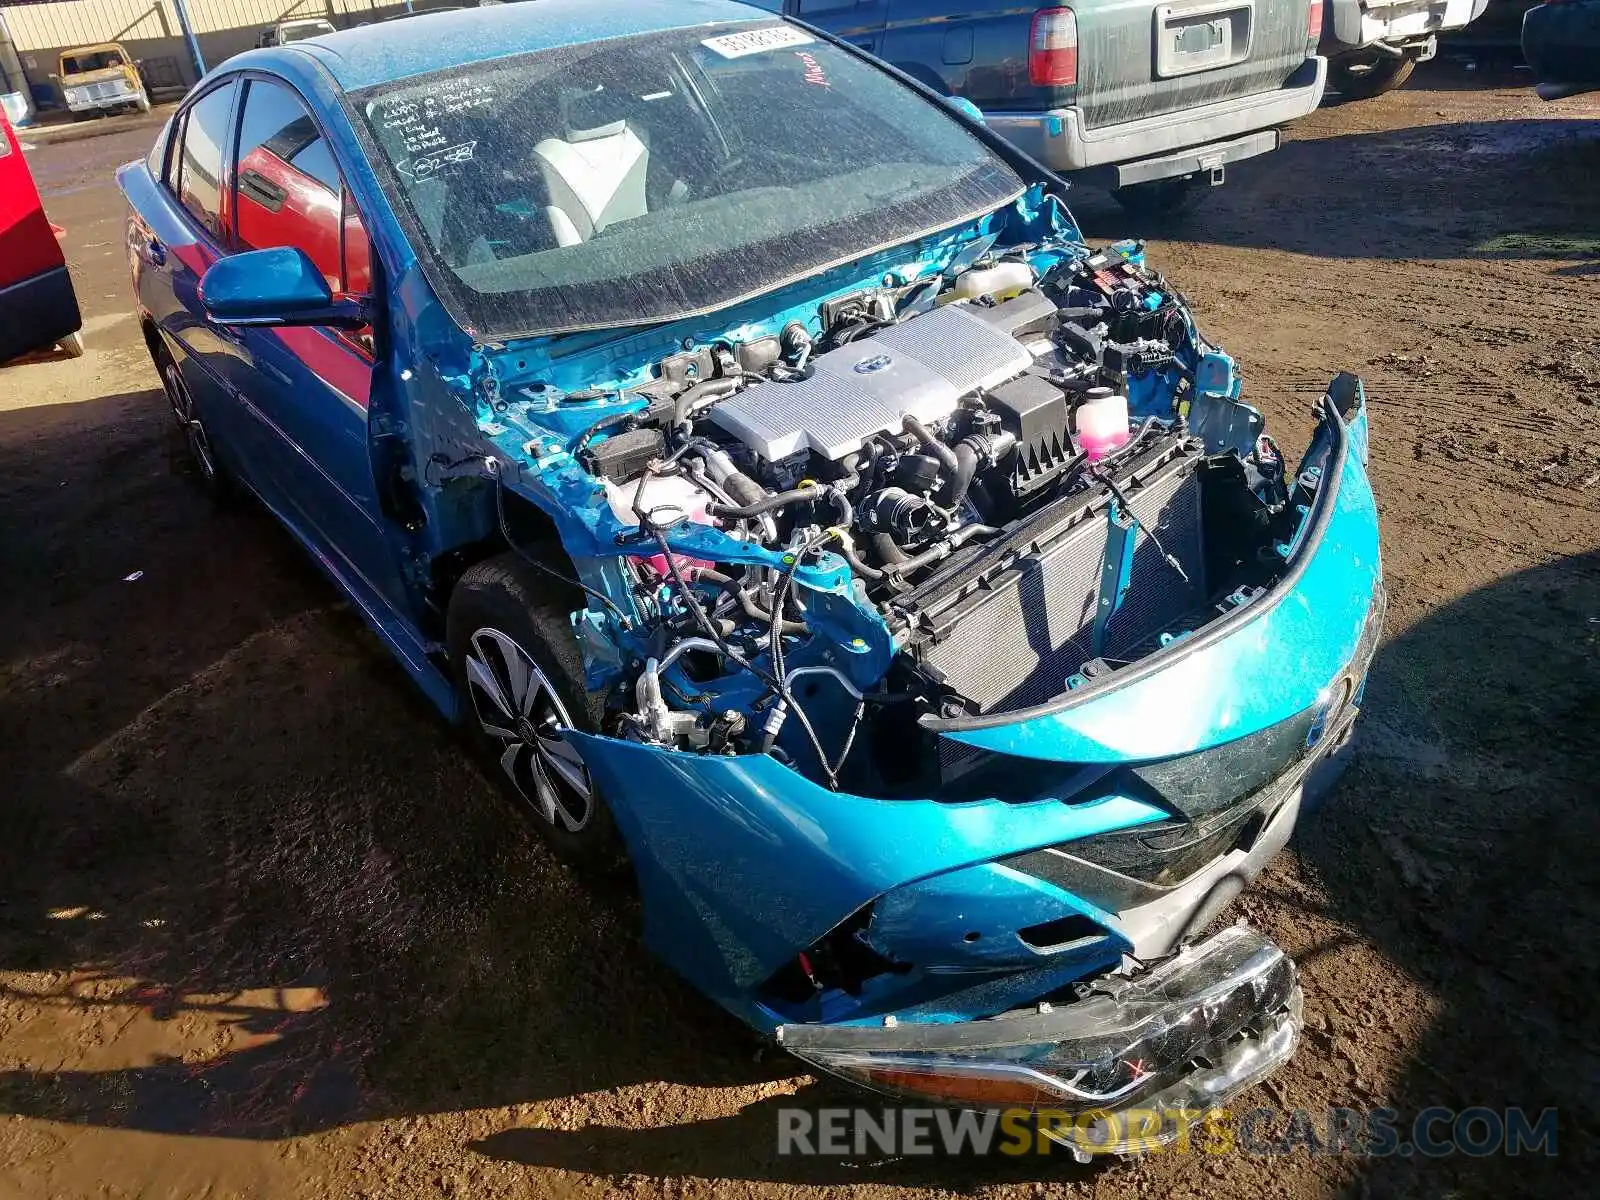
0;0;421;105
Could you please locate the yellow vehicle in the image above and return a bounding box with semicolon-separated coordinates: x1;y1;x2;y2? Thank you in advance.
54;43;150;119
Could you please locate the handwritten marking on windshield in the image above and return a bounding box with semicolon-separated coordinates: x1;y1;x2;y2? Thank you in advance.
795;51;829;88
411;140;477;179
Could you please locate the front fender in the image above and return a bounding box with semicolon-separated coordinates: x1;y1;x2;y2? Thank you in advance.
564;732;1167;1016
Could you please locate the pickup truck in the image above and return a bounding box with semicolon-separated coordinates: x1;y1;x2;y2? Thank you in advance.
754;0;1327;215
1321;0;1491;98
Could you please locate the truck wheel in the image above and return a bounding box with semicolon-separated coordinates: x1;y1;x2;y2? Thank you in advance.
447;554;625;872
1110;177;1210;220
1329;52;1417;100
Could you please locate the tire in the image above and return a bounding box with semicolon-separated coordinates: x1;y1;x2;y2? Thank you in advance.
447;554;624;871
1329;52;1417;100
57;330;85;358
1110;177;1211;220
153;343;233;501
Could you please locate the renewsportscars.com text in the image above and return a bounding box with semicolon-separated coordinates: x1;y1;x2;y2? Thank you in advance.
776;1106;1558;1158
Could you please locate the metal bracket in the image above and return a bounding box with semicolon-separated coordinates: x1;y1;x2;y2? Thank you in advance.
1092;500;1139;657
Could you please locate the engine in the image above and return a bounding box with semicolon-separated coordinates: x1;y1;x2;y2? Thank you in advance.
557;241;1276;787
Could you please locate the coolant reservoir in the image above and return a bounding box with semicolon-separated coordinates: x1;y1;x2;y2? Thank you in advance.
1075;388;1130;463
952;261;1033;302
604;474;713;527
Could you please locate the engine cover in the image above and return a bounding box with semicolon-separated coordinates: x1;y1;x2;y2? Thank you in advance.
708;304;1032;461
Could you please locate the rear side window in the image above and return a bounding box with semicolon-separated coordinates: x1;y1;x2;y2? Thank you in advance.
176;82;237;241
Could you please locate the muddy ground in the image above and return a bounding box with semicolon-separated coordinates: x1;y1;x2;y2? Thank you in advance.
2;62;1597;1200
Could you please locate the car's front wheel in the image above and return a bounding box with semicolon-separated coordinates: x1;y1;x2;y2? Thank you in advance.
447;554;623;870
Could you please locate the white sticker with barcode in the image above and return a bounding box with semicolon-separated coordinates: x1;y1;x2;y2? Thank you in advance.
701;25;815;59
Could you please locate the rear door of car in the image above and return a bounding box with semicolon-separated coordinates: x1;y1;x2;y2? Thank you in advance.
152;78;256;462
225;73;409;614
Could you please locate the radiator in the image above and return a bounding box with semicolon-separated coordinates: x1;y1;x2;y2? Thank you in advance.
912;449;1205;717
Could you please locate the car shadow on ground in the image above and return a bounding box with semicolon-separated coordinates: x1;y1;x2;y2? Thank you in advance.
1292;549;1599;1195
2;382;1593;1192
1070;117;1600;267
0;388;799;1141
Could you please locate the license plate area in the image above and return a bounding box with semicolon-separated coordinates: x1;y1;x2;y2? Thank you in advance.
1155;1;1254;78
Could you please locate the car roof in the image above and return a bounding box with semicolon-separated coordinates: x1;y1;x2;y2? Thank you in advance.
286;0;771;91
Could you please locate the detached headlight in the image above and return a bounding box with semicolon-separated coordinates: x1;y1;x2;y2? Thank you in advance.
777;924;1302;1153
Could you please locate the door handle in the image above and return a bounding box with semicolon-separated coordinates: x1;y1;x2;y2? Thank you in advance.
141;238;165;267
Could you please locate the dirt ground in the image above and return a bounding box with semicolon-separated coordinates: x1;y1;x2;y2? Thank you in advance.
2;62;1597;1200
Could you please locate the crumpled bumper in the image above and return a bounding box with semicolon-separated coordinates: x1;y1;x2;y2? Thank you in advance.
567;386;1379;1043
778;923;1301;1157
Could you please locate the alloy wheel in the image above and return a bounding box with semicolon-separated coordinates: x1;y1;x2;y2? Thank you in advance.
464;626;593;831
163;362;217;483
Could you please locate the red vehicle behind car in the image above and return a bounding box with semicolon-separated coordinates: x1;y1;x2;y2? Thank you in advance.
0;113;84;361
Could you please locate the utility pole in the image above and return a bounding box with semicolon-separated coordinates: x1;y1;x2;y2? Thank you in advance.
171;0;207;83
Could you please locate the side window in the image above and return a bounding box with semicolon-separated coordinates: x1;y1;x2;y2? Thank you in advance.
234;76;375;352
146;116;173;178
235;78;345;293
175;82;237;241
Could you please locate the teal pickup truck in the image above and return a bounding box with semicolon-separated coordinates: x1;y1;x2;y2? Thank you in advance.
751;0;1327;215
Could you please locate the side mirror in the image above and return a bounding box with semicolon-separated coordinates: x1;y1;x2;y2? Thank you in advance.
48;73;59;81
199;246;368;329
946;96;985;125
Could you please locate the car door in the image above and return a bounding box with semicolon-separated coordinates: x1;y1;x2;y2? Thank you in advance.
226;74;410;616
793;0;891;53
154;78;257;471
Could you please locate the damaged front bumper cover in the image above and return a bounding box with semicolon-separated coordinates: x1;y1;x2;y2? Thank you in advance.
776;923;1300;1157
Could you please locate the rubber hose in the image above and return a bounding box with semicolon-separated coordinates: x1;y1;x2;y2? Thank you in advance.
870;531;910;565
705;484;826;519
887;523;1000;580
671;376;741;428
696;569;808;636
938;440;980;508
903;413;959;475
835;538;885;581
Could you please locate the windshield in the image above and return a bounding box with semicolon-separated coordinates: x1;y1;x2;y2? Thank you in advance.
352;21;1023;339
279;21;334;42
63;50;124;73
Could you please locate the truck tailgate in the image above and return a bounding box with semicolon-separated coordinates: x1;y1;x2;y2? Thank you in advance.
1077;0;1311;127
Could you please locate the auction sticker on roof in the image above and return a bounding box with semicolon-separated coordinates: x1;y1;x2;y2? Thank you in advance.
702;26;815;58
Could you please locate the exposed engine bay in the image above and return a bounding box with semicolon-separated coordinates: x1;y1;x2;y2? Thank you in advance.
483;236;1320;794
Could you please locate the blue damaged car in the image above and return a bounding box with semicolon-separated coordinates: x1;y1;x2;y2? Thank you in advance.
117;0;1382;1152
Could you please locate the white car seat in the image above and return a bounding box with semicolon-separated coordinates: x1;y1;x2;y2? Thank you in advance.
532;118;650;247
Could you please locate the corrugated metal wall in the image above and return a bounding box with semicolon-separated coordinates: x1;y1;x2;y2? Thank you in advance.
0;0;408;97
0;0;388;49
